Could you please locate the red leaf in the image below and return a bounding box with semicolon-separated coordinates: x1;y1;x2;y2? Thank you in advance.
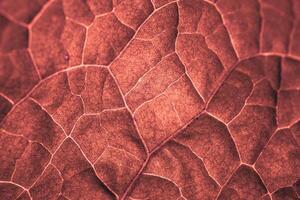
1;0;300;199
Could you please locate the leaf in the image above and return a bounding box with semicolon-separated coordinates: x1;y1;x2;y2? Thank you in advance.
0;0;300;199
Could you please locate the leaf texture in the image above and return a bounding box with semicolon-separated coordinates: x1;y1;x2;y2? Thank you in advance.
0;0;300;199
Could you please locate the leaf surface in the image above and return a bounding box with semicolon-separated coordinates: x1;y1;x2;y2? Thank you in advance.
0;0;300;199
